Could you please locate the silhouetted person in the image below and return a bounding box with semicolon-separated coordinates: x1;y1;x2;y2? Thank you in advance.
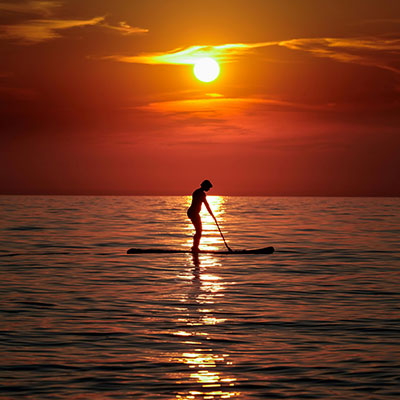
187;180;215;253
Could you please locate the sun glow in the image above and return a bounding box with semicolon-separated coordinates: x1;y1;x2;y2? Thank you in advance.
193;57;220;82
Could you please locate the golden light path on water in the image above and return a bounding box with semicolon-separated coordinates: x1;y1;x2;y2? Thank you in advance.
184;196;226;252
172;196;239;398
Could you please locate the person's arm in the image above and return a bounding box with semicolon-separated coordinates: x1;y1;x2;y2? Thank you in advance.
203;197;216;220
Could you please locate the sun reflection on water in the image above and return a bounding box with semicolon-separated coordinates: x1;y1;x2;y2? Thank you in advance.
185;195;228;251
172;253;239;399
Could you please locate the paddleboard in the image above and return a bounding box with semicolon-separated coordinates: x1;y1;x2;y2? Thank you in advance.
127;246;274;255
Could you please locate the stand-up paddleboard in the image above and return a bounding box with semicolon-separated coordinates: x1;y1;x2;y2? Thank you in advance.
127;246;274;255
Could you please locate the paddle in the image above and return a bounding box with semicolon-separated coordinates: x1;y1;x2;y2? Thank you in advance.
213;216;233;252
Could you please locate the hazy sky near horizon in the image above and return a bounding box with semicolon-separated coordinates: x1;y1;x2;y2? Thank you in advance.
1;0;399;195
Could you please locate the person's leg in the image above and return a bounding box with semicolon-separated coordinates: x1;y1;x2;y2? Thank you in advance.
192;215;202;252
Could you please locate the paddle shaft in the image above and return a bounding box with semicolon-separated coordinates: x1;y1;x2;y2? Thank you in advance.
213;217;232;252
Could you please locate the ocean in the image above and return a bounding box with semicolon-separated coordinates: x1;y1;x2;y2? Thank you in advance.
0;195;399;399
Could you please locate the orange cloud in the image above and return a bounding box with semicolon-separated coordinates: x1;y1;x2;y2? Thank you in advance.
0;16;105;43
0;16;148;43
135;96;334;145
104;42;276;65
0;1;149;44
139;96;331;117
105;36;400;73
101;21;148;35
279;37;400;74
0;0;62;16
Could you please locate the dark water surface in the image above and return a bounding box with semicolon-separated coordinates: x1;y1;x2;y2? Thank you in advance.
1;196;399;399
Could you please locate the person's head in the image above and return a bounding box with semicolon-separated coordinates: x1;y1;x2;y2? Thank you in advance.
200;179;213;192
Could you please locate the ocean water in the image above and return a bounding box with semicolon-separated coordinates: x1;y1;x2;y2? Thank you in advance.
0;195;399;399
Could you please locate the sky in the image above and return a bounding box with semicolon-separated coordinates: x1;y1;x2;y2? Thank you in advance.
1;0;399;196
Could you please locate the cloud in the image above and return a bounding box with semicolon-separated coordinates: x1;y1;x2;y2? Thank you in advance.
130;95;338;147
0;16;105;43
137;96;333;125
278;37;400;74
105;36;400;74
0;0;62;16
141;96;330;113
280;37;400;52
101;21;148;35
104;42;275;65
0;1;148;43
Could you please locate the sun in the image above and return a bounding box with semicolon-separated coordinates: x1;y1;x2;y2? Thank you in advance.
193;57;220;82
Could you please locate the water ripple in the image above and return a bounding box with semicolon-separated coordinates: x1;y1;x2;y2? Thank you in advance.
0;195;399;399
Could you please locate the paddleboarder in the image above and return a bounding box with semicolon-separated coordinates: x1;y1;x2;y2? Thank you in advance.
187;180;215;253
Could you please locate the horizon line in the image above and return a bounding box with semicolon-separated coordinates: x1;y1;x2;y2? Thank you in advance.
1;193;399;198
